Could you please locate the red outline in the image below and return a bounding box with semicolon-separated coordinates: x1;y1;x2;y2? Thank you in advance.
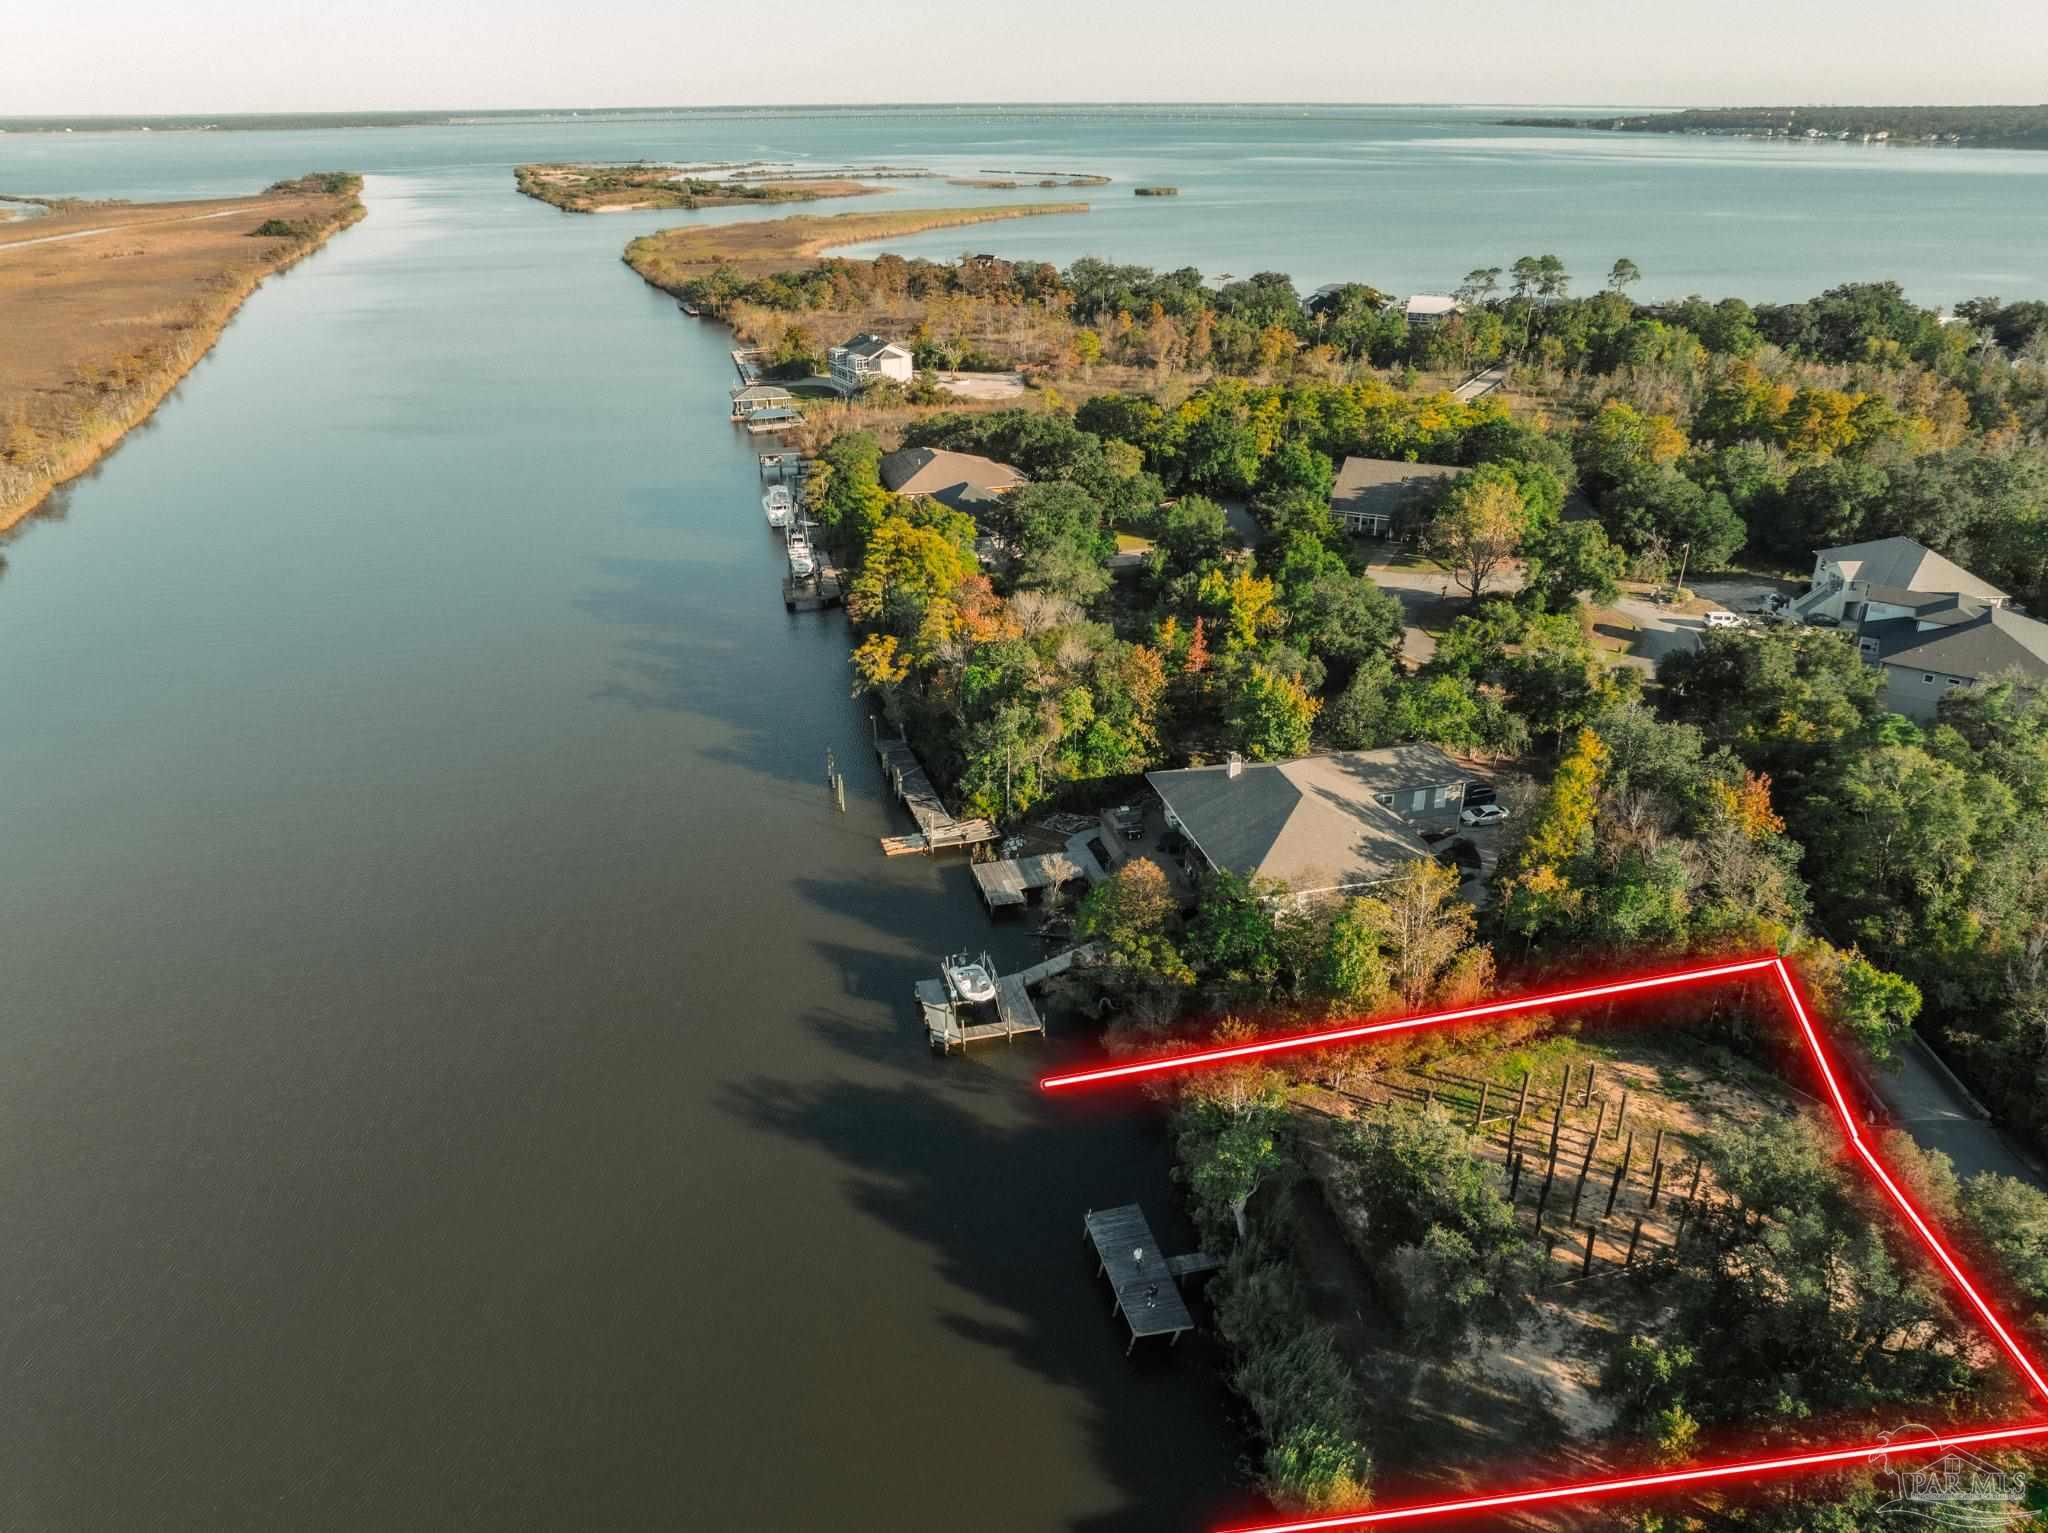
1040;955;2048;1529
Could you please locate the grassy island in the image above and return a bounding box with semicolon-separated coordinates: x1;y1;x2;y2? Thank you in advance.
1133;185;1180;196
622;202;1088;290
0;172;365;530
514;162;879;214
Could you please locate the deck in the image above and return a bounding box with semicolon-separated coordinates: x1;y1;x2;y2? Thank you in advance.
914;942;1100;1051
1083;1205;1216;1353
783;565;844;611
968;831;1109;909
873;734;998;854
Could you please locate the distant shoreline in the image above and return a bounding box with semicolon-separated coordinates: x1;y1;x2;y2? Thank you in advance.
1500;105;2048;150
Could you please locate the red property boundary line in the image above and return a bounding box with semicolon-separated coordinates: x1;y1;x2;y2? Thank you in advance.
1040;955;2048;1530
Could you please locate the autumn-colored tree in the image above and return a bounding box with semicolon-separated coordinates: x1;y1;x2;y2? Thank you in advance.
1708;769;1786;840
1497;726;1609;940
1422;466;1531;600
1076;858;1193;983
1778;387;1864;458
1354;859;1481;1010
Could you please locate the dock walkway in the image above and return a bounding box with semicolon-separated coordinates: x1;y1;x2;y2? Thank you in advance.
1083;1205;1216;1353
873;734;997;854
915;942;1100;1051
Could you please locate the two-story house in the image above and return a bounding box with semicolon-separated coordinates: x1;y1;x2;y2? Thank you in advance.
827;334;914;392
1797;536;2048;721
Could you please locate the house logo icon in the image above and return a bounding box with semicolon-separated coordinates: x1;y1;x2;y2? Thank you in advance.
1875;1426;2031;1526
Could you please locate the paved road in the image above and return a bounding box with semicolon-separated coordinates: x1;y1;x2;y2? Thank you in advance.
1871;1038;2045;1189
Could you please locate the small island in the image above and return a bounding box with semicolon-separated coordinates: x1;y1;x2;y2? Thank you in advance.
513;162;881;214
1132;185;1179;196
0;172;365;529
1501;104;2048;149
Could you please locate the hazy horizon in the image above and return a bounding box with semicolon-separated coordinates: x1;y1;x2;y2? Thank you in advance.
10;0;2047;119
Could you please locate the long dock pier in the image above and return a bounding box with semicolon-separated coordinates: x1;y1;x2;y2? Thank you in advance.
915;942;1100;1051
1083;1204;1221;1354
873;733;996;854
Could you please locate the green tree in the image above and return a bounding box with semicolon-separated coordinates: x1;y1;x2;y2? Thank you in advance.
1521;519;1625;609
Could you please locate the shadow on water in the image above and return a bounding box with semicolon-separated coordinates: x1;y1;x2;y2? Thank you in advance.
720;1060;1264;1533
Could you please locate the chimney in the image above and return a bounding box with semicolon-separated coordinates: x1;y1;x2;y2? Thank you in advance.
1227;752;1243;779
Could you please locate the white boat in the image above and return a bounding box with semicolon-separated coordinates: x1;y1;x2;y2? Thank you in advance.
786;529;817;578
763;485;793;526
941;952;997;1005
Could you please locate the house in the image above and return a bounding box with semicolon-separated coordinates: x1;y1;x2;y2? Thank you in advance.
1404;294;1462;329
730;383;797;421
1855;597;2048;722
1792;535;2007;626
879;447;1025;516
1795;536;2046;722
828;334;914;392
1145;745;1468;899
1329;456;1466;537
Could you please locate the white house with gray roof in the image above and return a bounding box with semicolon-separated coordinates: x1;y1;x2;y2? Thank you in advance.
828;334;914;392
1145;745;1467;898
1792;535;2008;626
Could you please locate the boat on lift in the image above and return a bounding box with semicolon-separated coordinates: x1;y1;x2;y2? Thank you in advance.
786;527;817;578
941;952;997;1005
763;484;793;526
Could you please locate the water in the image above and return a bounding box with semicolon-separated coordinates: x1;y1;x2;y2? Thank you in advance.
2;107;2042;1530
5;105;2047;303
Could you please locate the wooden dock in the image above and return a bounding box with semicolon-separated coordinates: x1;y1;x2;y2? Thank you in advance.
873;734;997;855
968;833;1109;910
915;942;1100;1051
1083;1205;1218;1353
783;564;844;611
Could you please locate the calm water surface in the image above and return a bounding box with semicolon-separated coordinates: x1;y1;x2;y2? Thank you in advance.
0;166;1243;1530
3;107;2042;1530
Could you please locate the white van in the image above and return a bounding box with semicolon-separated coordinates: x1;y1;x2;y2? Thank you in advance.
1704;610;1744;629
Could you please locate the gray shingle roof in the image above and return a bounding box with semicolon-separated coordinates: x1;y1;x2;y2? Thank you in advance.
1146;746;1467;894
834;333;908;360
1868;605;2048;680
1818;536;2008;602
1331;457;1465;525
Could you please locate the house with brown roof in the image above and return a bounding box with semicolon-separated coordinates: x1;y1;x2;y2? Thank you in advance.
1145;745;1469;898
879;447;1026;516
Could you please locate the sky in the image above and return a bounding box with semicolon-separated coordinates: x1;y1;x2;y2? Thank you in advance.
9;0;2048;117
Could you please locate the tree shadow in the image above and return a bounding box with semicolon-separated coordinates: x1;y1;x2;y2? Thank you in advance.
718;1066;1261;1531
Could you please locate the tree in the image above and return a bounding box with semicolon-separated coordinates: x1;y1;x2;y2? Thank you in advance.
1352;859;1479;1009
1075;858;1192;983
1222;659;1320;761
1607;257;1642;294
1521;519;1625;609
1422;466;1531;599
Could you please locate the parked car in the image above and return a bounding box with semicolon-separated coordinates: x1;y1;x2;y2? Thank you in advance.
1704;610;1745;629
1747;593;1791;614
1460;803;1510;827
1463;781;1498;808
1110;803;1145;840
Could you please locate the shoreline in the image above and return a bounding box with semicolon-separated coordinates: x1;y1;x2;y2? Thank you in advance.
0;183;365;534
